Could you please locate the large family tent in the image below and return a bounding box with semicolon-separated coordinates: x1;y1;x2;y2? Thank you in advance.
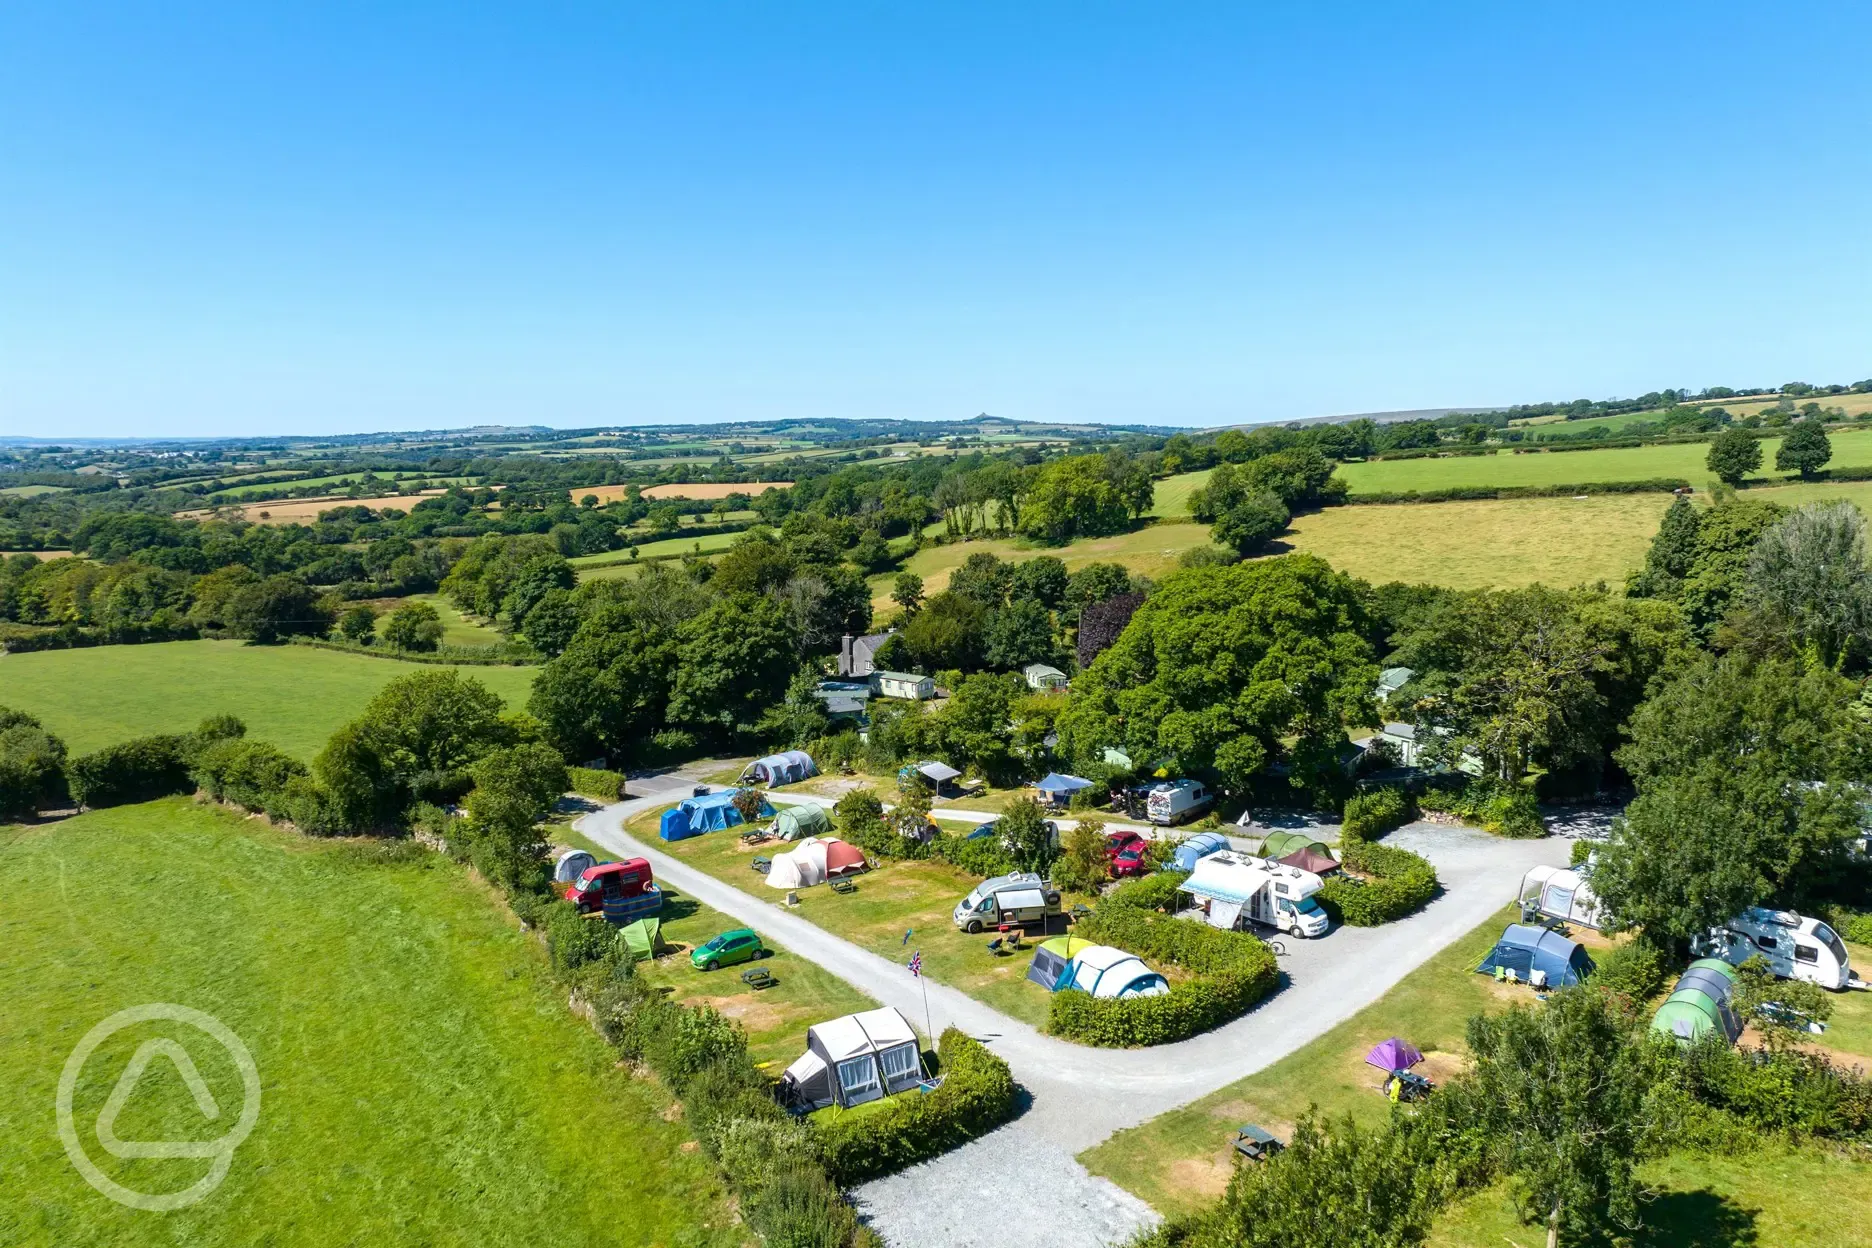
1172;831;1231;872
1258;830;1332;861
1025;936;1095;990
1059;944;1170;999
764;837;867;890
744;750;818;787
1651;958;1743;1045
1034;773;1093;808
780;1007;923;1110
1517;865;1606;930
1475;923;1597;988
659;790;774;841
773;802;832;842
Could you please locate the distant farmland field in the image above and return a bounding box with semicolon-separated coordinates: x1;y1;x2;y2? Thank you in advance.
568;481;792;504
0;640;537;758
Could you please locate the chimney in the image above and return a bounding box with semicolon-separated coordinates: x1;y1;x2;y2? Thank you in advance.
840;634;854;676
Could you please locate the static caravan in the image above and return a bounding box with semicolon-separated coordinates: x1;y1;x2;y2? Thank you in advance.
1145;779;1213;826
1517;865;1605;930
779;1008;923;1111
952;871;1061;933
1177;850;1329;938
871;670;936;701
1692;907;1856;991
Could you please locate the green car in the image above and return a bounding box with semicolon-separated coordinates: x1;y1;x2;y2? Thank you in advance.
691;928;768;972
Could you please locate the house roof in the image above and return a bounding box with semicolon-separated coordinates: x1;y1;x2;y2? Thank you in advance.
853;631;893;650
873;670;930;684
1023;663;1066;678
1381;721;1417;740
1378;667;1415;689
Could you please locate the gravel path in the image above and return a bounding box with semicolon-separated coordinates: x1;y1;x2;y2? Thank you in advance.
584;773;1573;1247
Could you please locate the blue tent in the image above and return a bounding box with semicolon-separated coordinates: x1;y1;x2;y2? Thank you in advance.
744;750;818;786
1172;831;1231;872
1476;923;1596;987
1035;773;1093;806
659;790;775;841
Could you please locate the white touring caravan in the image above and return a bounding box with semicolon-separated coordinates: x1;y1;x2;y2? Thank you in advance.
1693;907;1858;991
1145;779;1213;826
952;872;1063;933
1516;865;1605;930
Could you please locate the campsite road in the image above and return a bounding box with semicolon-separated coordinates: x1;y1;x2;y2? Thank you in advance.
580;775;1571;1246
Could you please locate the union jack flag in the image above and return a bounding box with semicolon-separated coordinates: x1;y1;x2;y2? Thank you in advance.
907;950;922;977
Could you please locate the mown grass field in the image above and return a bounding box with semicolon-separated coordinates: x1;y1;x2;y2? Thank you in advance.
403;593;508;648
1083;902;1872;1233
0;799;738;1248
0;640;537;759
863;524;1226;608
636;805;1092;1026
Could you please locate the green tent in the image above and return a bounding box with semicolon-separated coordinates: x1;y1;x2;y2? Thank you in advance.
1259;830;1330;860
1651;958;1743;1045
774;803;832;841
618;916;664;962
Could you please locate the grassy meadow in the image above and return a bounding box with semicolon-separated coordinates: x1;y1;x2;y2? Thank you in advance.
0;640;537;759
864;524;1227;608
0;799;738;1248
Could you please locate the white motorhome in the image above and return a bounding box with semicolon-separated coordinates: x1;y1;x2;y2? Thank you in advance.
1145;779;1212;826
1177;850;1329;938
1693;907;1857;991
952;872;1062;933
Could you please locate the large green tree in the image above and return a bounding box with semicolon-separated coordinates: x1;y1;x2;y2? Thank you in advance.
1624;494;1700;599
1741;501;1872;670
1774;417;1832;479
463;743;568;890
529;607;678;763
1018;455;1132;544
1466;988;1667;1248
1705;427;1762;485
0;707;67;820
669;595;800;740
1055;556;1377;796
1188;463;1290;558
1593;655;1869;944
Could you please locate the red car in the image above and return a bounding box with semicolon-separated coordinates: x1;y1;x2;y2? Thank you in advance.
1110;844;1151;878
565;858;657;918
1103;830;1147;862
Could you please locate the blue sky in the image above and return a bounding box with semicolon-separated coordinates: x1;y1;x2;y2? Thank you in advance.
2;3;1869;438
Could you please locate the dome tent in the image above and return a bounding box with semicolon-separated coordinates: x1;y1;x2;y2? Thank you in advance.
774;803;832;841
1258;830;1331;861
744;750;818;787
764;837;867;890
1062;944;1169;999
1025;936;1095;991
1475;923;1596;988
659;789;774;841
554;849;598;884
1172;832;1230;872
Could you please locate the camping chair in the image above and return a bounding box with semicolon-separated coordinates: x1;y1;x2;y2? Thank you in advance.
741;967;778;990
830;877;857;895
750;856;772;874
986;938;1007;956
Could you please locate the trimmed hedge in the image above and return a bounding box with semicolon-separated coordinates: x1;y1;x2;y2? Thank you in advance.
816;1029;1020;1184
66;735;194;808
1050;893;1280;1047
1346;477;1690;506
286;636;540;666
567;766;624;801
1316;839;1438;926
1342;786;1413;840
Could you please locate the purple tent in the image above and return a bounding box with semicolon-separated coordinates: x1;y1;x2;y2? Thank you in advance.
1364;1037;1424;1074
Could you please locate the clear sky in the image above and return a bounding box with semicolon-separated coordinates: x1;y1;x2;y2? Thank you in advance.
2;3;1869;439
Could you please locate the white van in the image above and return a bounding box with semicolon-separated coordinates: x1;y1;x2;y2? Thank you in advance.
1145;779;1212;826
1693;907;1857;991
952;872;1062;933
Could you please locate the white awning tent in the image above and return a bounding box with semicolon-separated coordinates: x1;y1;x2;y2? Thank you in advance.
917;761;961;783
1179;851;1275;905
781;1007;923;1110
1518;865;1606;930
766;838;829;890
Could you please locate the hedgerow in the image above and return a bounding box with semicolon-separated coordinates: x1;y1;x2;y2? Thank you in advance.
1315;839;1438;926
816;1029;1020;1184
1341;786;1413;840
1416;778;1545;838
1049;885;1279;1047
567;766;624;801
1345;477;1690;506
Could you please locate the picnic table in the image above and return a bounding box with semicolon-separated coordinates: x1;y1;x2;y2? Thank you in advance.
740;828;769;846
741;967;778;991
829;877;857;895
750;856;772;874
1232;1124;1283;1162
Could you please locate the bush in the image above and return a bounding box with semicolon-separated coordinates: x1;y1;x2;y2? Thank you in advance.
1416;778;1544;838
1315;839;1438;926
65;734;192;808
545;901;618;974
191;737;307;812
567;766;623;801
1050;897;1279;1046
1342;786;1413;841
268;774;347;835
0;707;68;819
1825;906;1872;946
1681;1039;1872;1140
1587;939;1667;1003
928;832;1019;878
816;1029;1019;1184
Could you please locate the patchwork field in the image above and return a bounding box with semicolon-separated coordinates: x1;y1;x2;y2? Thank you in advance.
0;799;737;1247
180;491;449;524
0;640;537;759
864;524;1227;608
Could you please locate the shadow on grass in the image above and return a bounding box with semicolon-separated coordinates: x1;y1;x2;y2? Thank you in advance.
658;890;703;922
1634;1188;1760;1248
